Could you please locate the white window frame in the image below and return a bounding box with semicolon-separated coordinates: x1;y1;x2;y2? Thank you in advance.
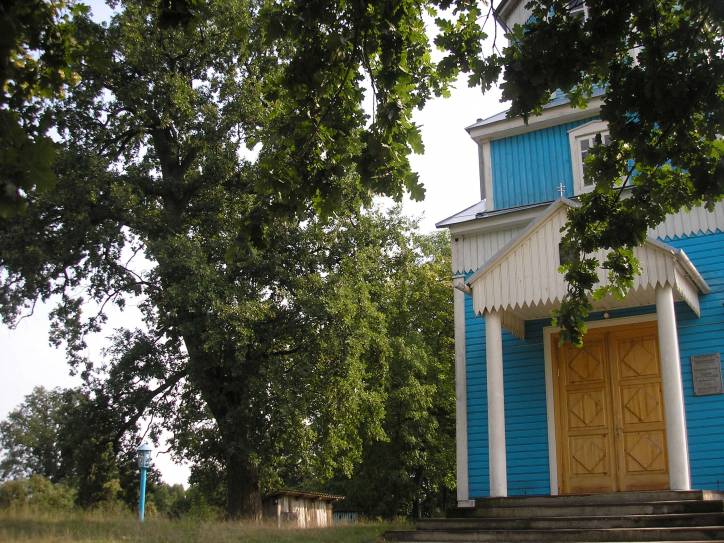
568;120;610;195
568;0;589;19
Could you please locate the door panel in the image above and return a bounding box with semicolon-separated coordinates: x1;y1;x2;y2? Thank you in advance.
554;322;669;494
609;327;669;491
556;335;617;493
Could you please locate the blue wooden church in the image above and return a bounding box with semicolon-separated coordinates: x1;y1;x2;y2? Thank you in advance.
437;0;724;507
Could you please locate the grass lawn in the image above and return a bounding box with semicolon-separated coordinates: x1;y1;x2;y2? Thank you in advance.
0;510;410;543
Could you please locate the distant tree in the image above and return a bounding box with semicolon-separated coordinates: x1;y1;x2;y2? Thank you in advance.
0;387;80;482
0;385;158;509
327;231;455;518
147;482;187;517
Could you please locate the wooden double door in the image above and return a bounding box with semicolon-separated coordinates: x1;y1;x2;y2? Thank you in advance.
553;322;670;494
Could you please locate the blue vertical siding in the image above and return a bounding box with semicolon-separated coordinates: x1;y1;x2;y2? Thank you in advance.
464;230;724;496
465;291;551;497
666;231;724;491
465;292;489;496
465;301;657;498
490;119;595;209
501;320;549;495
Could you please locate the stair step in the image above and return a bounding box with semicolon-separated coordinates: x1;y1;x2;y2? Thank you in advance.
464;490;724;508
417;512;724;530
455;500;724;518
384;526;724;542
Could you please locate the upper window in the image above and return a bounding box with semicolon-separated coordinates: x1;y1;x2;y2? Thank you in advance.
568;0;588;19
568;120;610;195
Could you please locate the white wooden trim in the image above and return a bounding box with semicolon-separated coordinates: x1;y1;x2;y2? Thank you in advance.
648;201;724;241
482;141;494;209
542;313;658;495
674;267;701;317
454;287;470;504
486;310;508;497
568;119;609;196
467;199;574;288
446;203;545;236
502;311;525;340
467;201;708;319
542;330;558;495
567;119;604;135
450;226;526;276
468;98;602;141
656;285;692;490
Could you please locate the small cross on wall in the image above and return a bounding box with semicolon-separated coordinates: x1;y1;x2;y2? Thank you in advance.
556;183;566;199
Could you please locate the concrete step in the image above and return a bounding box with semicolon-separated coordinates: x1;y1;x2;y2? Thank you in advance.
384;526;724;542
416;512;724;530
463;490;724;508
454;500;724;518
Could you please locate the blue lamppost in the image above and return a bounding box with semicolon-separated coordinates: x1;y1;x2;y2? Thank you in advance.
136;441;152;522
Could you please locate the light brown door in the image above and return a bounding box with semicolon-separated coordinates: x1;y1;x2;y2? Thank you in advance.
554;322;669;494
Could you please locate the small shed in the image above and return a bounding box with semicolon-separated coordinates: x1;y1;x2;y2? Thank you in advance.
262;490;345;528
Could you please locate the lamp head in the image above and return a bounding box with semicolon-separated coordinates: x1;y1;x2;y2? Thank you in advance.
136;441;153;469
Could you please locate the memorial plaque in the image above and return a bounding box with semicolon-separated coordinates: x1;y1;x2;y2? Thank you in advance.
691;353;723;396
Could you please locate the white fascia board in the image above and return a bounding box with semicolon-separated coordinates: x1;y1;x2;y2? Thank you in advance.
568;119;608;136
675;250;710;294
646;237;711;294
495;0;518;31
467;98;603;143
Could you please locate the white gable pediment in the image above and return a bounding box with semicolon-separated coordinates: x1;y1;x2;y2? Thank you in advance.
466;200;709;336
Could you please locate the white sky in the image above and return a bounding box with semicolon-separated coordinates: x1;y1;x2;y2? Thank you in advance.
0;1;508;487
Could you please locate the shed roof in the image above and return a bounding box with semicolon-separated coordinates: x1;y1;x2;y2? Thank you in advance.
264;489;345;502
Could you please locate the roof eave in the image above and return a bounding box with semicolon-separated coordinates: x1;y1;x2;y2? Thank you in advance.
494;0;517;31
467;98;603;141
647;238;711;294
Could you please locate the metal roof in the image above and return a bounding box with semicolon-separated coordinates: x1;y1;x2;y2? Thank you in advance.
264;489;345;501
436;199;552;229
466;88;605;132
435;199;487;227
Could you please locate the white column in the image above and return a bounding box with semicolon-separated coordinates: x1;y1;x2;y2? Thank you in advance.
656;285;691;490
454;287;473;507
485;310;507;497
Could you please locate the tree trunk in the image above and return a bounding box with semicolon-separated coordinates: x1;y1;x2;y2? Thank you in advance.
226;449;263;520
183;335;263;520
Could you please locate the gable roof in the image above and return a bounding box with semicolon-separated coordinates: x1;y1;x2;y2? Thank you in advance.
465;200;709;334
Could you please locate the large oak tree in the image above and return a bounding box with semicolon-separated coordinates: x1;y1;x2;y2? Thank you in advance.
0;0;471;517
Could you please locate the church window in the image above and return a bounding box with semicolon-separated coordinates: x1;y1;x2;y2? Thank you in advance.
568;0;588;19
568;120;610;195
